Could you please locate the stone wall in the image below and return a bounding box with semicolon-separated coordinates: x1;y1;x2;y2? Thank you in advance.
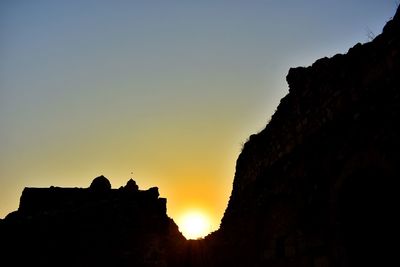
0;176;185;267
17;176;165;216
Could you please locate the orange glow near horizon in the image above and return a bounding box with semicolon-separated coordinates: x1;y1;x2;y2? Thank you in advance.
177;210;212;239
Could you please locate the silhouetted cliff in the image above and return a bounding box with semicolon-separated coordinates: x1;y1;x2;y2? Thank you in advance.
205;6;400;267
0;176;186;267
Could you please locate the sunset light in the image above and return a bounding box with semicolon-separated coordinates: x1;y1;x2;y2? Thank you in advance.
178;211;211;240
0;1;398;266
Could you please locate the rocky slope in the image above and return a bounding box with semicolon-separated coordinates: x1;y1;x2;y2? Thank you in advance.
205;6;400;267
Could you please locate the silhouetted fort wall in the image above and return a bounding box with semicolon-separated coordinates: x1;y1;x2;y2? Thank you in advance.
18;176;166;216
1;176;185;267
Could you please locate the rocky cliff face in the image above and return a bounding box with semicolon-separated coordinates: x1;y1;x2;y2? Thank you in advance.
206;6;400;267
0;176;186;267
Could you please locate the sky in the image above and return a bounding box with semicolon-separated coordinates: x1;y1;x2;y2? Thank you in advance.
0;0;397;234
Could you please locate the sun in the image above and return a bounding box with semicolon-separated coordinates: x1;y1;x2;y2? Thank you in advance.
177;211;210;240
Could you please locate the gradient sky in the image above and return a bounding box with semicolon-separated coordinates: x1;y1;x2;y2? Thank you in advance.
0;0;396;232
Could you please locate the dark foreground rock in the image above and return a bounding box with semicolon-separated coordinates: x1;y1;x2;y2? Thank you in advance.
0;176;186;267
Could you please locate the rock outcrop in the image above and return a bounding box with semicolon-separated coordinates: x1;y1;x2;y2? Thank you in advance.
204;6;400;267
0;176;186;267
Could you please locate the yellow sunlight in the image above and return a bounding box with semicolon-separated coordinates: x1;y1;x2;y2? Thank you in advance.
177;210;211;240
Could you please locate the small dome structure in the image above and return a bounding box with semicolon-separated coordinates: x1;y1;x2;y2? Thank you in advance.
89;175;111;191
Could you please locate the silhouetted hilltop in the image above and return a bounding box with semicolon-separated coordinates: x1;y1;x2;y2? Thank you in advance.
204;6;400;267
0;176;186;267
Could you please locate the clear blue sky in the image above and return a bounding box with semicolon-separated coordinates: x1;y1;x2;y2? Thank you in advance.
0;0;396;230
